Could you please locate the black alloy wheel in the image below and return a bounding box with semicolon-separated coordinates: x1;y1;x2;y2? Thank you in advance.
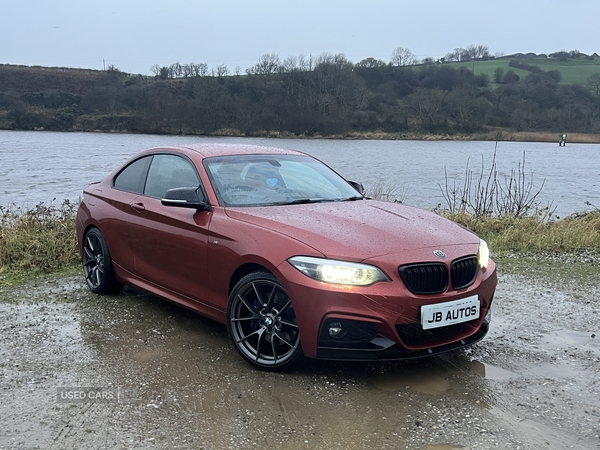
82;228;123;294
227;272;303;371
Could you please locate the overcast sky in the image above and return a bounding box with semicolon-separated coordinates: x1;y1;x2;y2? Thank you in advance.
3;0;598;75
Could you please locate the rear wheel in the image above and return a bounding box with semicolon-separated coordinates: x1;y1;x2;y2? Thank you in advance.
82;228;123;294
227;272;303;371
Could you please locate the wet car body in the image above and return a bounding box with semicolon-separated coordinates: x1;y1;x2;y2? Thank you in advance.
76;143;497;370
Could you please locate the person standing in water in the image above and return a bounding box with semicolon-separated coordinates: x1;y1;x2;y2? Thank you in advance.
559;133;567;146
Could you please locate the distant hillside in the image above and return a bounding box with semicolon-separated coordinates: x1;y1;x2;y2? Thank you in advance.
1;55;599;138
0;64;105;93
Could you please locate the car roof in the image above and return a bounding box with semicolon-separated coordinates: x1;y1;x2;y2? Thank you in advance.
145;143;308;159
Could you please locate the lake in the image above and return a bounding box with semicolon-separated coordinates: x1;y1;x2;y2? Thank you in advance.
0;130;598;218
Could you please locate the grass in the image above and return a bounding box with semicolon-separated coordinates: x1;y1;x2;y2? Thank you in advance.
529;58;600;85
1;197;598;286
441;210;600;253
448;57;600;86
0;200;80;284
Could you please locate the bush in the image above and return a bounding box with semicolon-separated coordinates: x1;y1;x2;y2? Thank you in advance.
0;200;79;274
439;145;547;218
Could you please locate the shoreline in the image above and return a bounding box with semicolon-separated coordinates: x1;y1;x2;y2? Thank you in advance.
3;127;600;144
216;128;600;144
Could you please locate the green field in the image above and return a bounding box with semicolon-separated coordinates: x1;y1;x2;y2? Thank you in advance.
448;57;600;86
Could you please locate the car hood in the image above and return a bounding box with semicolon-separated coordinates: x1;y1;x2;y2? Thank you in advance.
224;200;478;261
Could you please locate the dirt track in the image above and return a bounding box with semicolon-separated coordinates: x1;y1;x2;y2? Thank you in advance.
1;254;599;450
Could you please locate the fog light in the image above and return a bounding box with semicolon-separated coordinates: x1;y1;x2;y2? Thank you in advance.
328;322;343;337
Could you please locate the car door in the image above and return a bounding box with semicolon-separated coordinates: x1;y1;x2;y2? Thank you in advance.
103;154;153;274
127;153;211;304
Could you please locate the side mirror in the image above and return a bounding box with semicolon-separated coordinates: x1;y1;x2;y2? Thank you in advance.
161;187;210;210
347;180;365;195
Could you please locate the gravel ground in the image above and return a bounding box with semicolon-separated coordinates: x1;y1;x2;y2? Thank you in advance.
0;254;599;450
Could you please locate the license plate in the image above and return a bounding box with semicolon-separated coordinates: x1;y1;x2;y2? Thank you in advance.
421;295;480;330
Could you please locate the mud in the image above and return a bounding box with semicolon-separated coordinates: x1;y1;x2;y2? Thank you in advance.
0;255;599;450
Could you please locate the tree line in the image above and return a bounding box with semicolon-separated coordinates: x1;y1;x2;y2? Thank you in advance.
1;48;599;137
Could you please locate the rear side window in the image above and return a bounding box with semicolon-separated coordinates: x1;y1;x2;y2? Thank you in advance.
113;156;152;194
144;154;200;199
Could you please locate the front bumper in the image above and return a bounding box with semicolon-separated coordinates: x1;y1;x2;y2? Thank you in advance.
278;258;497;360
315;317;490;361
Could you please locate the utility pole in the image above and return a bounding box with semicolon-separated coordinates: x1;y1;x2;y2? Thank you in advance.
103;58;106;71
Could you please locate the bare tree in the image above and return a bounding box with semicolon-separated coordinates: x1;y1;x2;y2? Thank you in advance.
297;54;312;71
248;53;281;75
444;47;479;62
459;48;471;61
281;55;298;73
150;65;170;80
182;64;194;78
312;53;356;112
466;44;490;60
183;63;208;78
195;63;209;77
447;48;465;62
475;44;490;59
215;64;229;77
466;45;478;61
150;64;162;77
444;49;458;62
439;147;547;218
170;62;183;78
405;88;447;130
496;151;546;218
390;47;418;66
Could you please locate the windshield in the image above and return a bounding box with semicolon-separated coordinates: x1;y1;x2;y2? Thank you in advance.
204;154;362;207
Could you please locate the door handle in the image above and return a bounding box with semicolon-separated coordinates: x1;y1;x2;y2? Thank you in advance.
131;202;146;212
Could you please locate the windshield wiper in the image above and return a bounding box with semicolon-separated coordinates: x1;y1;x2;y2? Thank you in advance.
273;196;363;206
273;198;330;206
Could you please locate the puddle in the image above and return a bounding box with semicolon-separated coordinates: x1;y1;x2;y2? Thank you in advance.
470;360;517;381
470;345;594;382
540;329;599;352
372;367;451;394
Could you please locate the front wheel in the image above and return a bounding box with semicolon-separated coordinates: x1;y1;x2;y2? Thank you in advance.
82;228;123;294
227;272;303;371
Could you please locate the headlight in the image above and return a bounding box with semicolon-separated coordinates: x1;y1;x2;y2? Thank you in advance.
478;239;490;269
288;256;389;286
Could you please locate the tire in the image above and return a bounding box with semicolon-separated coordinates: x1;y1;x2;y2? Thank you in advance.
82;228;123;295
227;272;303;371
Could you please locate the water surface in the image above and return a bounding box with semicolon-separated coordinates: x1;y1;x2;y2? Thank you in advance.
1;130;597;217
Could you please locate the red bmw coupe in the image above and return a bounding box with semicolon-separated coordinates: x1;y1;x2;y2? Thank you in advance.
76;144;497;370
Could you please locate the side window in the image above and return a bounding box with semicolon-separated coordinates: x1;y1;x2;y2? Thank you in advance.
113;156;152;194
144;154;200;199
